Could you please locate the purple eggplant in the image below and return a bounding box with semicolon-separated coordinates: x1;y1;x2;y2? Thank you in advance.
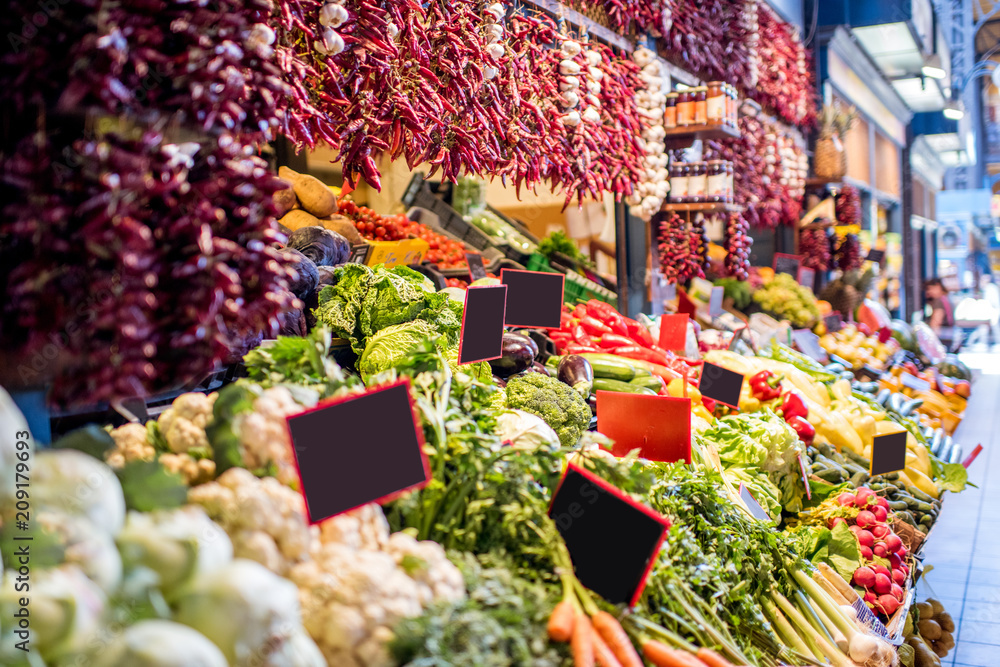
488;332;536;378
557;355;593;398
531;361;550;376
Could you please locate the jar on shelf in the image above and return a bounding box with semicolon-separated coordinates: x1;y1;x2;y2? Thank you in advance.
707;82;725;124
728;86;739;127
688;162;707;203
726;161;735;203
693;86;707;125
676;89;694;127
664;93;678;129
670;163;689;203
706;160;726;202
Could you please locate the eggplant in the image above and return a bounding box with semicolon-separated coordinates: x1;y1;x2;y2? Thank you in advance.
531;362;550;376
557;355;594;398
875;388;892;406
511;330;540;360
492;376;507;388
488;332;535;378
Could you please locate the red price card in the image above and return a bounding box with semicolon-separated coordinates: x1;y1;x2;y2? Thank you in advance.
676;288;697;316
658;313;689;351
596;391;692;463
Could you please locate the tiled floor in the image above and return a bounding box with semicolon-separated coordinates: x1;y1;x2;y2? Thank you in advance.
917;354;1000;667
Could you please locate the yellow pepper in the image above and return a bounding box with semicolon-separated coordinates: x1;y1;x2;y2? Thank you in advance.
855;414;876;449
667;378;701;403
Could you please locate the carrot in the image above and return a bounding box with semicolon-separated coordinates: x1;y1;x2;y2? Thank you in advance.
571;612;595;667
641;641;707;667
591;611;643;667
593;632;624;667
548;599;576;643
695;648;736;667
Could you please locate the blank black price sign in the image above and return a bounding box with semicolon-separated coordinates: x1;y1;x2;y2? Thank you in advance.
870;431;907;476
549;464;670;606
773;253;803;278
500;268;564;329
466;253;487;281
698;362;744;409
824;312;843;333
458;285;507;365
285;380;429;524
866;249;885;263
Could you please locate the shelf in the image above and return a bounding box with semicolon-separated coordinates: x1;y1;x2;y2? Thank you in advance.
662;123;740;148
805;176;843;187
661;202;743;213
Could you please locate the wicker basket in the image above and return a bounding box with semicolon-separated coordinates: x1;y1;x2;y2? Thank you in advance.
814;134;846;180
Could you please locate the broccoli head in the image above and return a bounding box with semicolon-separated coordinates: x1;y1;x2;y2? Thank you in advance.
504;373;591;447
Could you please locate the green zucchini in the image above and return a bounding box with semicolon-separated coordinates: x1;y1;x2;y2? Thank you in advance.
887;500;909;511
583;358;637;382
849;471;869;487
593;378;656;395
629;375;665;391
815;468;846;483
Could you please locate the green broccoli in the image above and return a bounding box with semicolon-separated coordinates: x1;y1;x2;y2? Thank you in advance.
504;373;591;447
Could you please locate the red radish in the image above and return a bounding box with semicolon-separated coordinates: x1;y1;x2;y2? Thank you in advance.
901;564;909;576
885;534;902;552
873;564;891;578
872;505;888;522
876;497;889;510
896;545;908;559
892;569;906;586
856;510;876;528
888;553;902;570
852;566;876;588
874;573;891;595
855;487;874;506
878;595;900;616
849;525;863;537
874;543;888;558
863;591;877;604
890;583;903;601
857;530;875;548
872;524;890;539
860;545;873;560
828;517;847;529
837;492;857;507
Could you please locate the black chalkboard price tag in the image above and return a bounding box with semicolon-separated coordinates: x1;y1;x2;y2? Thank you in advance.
698;362;744;409
458;285;507;365
773;253;803;278
285;380;429;524
500;268;565;329
348;244;371;265
466;252;487;282
549;464;670;606
824;312;843;333
866;249;885;263
870;431;907;476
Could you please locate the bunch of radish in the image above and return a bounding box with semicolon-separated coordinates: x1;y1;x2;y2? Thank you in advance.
828;487;909;618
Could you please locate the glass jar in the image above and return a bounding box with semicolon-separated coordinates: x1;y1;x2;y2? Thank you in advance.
676;90;694;127
693;86;707;125
706;160;726;202
707;82;725;124
726;161;735;203
670;163;689;203
729;86;739;127
688;162;707;203
664;93;678;129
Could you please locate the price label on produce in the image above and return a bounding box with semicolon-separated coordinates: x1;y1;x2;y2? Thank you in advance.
824;312;843;333
866;248;885;263
348;244;371;265
797;454;812;501
698;362;744;409
597;391;692;463
738;483;772;522
549;464;671;606
500;268;564;329
458;285;507;365
465;252;487;282
708;285;724;318
791;329;828;363
773;253;803;278
798;266;816;290
658;313;689;351
285;380;430;524
870;431;907;477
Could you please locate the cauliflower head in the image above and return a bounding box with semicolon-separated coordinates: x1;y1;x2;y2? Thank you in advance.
504;373;591;447
158;392;217;455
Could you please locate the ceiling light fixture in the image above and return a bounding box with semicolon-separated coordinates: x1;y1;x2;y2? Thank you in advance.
922;54;946;80
943;99;964;120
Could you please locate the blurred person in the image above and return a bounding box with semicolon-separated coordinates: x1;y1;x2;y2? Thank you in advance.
924;278;956;349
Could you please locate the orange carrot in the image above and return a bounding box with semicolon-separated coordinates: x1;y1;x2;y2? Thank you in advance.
548;599;576;642
695;648;735;667
641;641;707;667
571;612;595;667
593;632;624;667
591;611;644;667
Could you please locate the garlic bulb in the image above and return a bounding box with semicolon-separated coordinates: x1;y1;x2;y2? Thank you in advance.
314;28;345;56
486;24;504;43
586;50;602;67
560;79;580;92
319;3;349;28
582;107;601;124
485;3;505;20
559;59;581;76
561;40;582;57
561;111;581;127
560;90;580;109
587;66;604;82
487;42;504;60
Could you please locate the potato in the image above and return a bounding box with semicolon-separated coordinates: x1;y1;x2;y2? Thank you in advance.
279;209;323;232
320;215;363;245
915;601;934;619
937;611;954;632
273;180;298;217
938;631;954;650
279;166;336;217
927;598;944;616
917;618;942;640
912;638;941;667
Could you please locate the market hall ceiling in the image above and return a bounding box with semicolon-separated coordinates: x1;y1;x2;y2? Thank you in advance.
975;0;1000;55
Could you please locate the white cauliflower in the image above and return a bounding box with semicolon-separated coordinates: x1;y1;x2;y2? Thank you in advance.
107;423;157;468
187;467;312;576
290;504;464;666
94;620;228;667
0;386;32;506
33;449;126;536
37;509;123;594
158;392;217;454
233;387;304;487
159;452;216;485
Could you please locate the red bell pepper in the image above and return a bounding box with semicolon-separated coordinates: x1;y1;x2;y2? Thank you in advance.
625;319;655;348
566;344;599;354
614;346;669;366
585;299;617;318
579;316;613;337
573;324;591;346
573;304;588;319
598;333;637;349
702;397;717;413
748;370;782;401
786;415;815;446
779;390;808;421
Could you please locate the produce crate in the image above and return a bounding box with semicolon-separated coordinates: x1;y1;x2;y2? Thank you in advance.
401;174;496;252
435;256;523;280
523;253;618;309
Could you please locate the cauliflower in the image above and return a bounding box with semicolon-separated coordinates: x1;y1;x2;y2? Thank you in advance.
115;506;232;593
173;559;324;667
1;386;33;506
94;620;228;667
158;392;217;455
290;504;464;667
33;449;126;536
233;387;305;487
505;372;592;447
107;423;157;468
187;468;311;576
37;510;123;594
159;452;216;485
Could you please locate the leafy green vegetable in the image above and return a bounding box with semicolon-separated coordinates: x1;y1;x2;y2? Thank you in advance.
505;373;592;448
358;320;441;382
714;277;753;310
934;461;969;493
538;230;586;265
244;326;362;397
116;460;188;512
792;522;862;583
51;424;115;459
